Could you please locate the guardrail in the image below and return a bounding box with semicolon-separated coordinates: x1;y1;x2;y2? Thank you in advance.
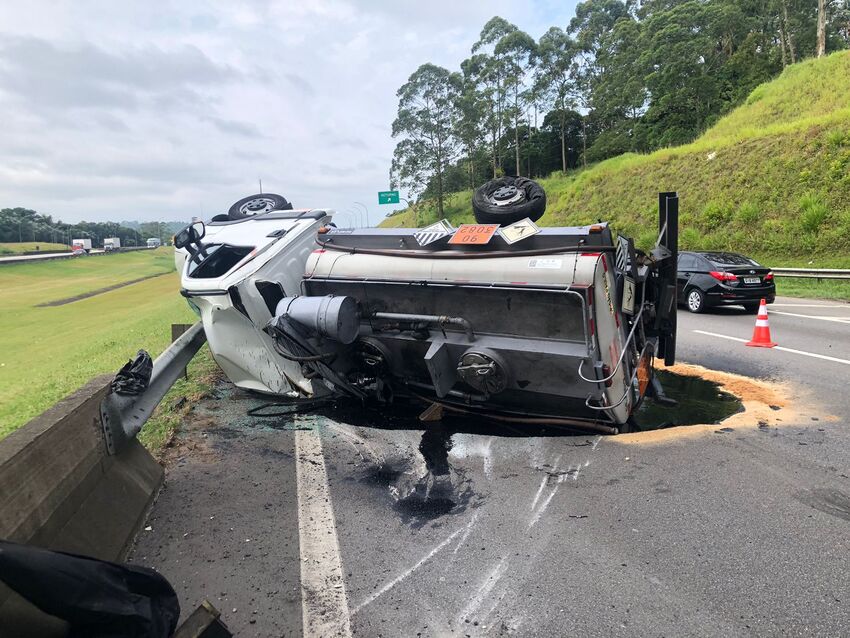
101;322;207;454
772;268;850;281
0;323;207;634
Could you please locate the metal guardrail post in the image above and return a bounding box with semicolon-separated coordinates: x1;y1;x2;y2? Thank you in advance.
100;322;207;455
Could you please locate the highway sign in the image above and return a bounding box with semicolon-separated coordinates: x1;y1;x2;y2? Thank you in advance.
378;191;400;205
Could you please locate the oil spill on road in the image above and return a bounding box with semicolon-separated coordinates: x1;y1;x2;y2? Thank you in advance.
633;369;742;430
351;427;479;529
617;361;794;444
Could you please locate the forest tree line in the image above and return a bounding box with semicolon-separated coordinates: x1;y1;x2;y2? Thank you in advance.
390;0;850;215
0;207;184;246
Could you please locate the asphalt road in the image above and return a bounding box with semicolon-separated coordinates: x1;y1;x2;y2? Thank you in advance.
131;296;850;637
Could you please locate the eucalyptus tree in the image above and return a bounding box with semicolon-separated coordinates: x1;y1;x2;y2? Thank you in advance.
470;16;519;177
391;63;461;217
535;27;578;173
494;29;538;175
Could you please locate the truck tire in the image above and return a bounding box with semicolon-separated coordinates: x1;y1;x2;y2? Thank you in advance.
472;177;546;226
228;193;292;220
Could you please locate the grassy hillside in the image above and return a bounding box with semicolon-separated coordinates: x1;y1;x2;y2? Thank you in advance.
0;248;194;438
382;51;850;262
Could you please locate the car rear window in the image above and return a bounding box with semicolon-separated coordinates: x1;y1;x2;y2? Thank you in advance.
701;252;759;267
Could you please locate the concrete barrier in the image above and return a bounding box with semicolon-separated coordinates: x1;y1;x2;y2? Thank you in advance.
0;376;164;635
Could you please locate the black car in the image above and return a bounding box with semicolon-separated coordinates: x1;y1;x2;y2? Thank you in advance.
677;251;775;313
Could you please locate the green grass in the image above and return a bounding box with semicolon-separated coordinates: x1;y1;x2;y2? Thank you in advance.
382;51;850;276
0;242;69;255
139;346;221;455
0;248;196;439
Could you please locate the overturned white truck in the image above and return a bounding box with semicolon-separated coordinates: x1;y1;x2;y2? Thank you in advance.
175;179;678;434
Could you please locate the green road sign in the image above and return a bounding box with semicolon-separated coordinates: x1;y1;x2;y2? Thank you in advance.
378;190;400;205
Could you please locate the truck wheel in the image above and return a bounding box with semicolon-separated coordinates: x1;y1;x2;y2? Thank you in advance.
228;193;292;220
685;288;706;313
472;177;546;226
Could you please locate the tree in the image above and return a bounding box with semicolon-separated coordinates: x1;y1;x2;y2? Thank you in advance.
818;0;827;56
494;29;538;175
391;64;461;216
471;17;520;177
535;28;578;172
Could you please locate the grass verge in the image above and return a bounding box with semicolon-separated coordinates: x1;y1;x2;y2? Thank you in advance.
139;346;221;457
0;242;69;255
0;248;195;438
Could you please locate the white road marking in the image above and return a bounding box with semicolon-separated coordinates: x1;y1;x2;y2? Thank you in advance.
693;330;850;366
768;310;850;324
295;428;353;637
351;520;473;615
770;303;849;308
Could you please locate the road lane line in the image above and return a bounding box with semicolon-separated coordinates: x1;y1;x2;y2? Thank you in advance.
295;428;353;637
770;303;849;308
693;330;850;366
768;310;850;324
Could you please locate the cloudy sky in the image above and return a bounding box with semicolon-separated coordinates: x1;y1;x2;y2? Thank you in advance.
0;1;578;225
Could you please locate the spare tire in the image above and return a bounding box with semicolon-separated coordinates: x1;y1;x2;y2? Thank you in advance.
228;193;293;220
472;177;546;225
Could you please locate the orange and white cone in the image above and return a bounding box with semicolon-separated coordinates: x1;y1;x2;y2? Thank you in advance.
746;298;777;348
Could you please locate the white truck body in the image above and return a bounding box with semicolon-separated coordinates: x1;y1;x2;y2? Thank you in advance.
104;237;121;251
71;238;92;252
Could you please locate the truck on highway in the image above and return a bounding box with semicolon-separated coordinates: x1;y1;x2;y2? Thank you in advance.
174;180;678;434
146;238;161;248
103;237;121;252
71;238;92;253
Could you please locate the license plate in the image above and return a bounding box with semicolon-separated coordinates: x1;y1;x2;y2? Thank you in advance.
744;277;760;284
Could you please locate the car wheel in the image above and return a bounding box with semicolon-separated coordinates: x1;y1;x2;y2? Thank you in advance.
472;177;546;226
685;288;706;313
743;302;760;313
228;193;292;220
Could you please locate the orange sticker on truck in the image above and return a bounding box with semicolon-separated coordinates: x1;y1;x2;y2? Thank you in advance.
448;224;500;245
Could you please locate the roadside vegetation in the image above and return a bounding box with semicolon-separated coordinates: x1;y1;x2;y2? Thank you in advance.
0;242;69;255
0;249;195;439
139;347;221;456
383;51;850;299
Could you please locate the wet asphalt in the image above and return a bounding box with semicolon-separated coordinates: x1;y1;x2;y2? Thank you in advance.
131;297;850;637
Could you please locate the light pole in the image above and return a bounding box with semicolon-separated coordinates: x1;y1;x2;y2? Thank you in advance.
353;201;370;228
346;209;363;228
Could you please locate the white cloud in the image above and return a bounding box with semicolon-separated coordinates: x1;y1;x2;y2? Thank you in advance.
0;0;578;223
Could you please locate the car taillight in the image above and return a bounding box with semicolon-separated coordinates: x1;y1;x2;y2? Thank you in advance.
709;271;738;282
765;272;774;281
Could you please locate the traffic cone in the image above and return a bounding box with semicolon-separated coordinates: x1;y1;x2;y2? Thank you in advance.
746;299;777;348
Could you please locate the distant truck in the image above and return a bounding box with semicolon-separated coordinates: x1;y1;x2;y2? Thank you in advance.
71;238;92;253
104;237;121;252
146;238;161;248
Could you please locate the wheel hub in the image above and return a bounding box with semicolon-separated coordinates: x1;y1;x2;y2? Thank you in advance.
490;185;524;207
240;197;277;215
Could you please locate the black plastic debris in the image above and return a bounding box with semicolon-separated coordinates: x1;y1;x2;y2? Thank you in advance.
0;540;179;638
111;350;153;396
